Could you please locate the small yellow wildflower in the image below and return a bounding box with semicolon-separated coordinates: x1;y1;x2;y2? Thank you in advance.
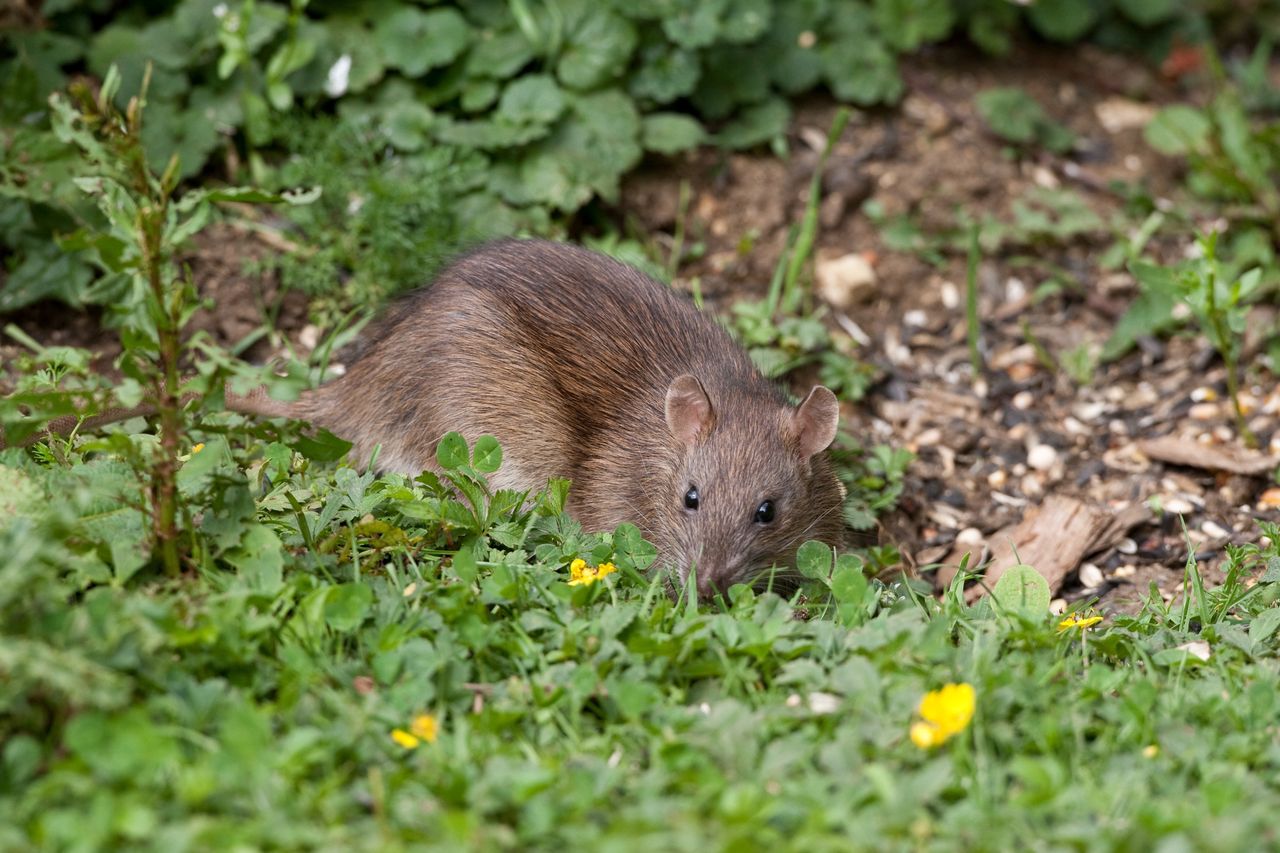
1143;744;1159;759
410;714;439;743
191;442;205;454
1058;614;1104;631
390;728;420;750
910;682;975;749
568;558;618;587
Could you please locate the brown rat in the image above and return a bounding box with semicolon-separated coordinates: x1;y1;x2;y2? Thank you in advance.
285;239;847;598
5;240;848;598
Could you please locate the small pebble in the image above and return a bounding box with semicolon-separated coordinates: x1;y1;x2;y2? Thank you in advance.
1079;563;1105;589
1116;537;1138;555
1109;419;1129;437
1027;444;1058;471
987;469;1008;489
956;527;984;547
1050;598;1067;615
1190;386;1218;403
1021;474;1044;497
1114;565;1136;578
940;280;959;309
903;309;928;328
1259;488;1280;510
1189;402;1220;420
1202;520;1231;540
1163;497;1195;515
1012;391;1035;410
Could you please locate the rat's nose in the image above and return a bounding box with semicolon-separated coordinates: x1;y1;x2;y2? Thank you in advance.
695;569;724;601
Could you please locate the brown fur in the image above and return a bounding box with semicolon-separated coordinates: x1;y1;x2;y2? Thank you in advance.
291;239;847;598
3;240;847;599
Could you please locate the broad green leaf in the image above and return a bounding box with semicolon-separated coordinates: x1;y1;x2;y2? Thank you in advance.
375;6;471;77
1027;0;1100;41
557;4;637;90
795;540;833;579
496;74;566;126
1144;106;1212;156
715;98;790;149
641;112;706;153
629;43;701;104
436;432;470;470
1249;607;1280;651
324;582;374;632
874;0;954;50
472;435;503;473
820;37;903;106
990;564;1050;617
225;524;285;592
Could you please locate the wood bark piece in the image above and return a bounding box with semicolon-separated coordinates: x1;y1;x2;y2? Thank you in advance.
1138;435;1280;477
936;495;1133;603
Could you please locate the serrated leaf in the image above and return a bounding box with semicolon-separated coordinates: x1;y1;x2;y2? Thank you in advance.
497;74;566;126
629;43;701;104
557;4;637;90
375;6;471;77
820;36;903;106
874;0;954;51
641;112;705;153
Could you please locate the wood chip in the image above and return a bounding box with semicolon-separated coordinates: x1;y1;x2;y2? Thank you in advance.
936;495;1145;602
1138;435;1280;476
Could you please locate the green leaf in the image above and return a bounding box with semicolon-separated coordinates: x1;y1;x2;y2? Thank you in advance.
629;43;701;104
225;524;285;592
436;432;469;470
1100;261;1180;361
820;37;903;106
1144;106;1212;156
975;87;1073;152
990;564;1051;617
873;0;954;51
472;435;503;473
375;6;471;77
715;98;790;149
1027;0;1100;41
1249;607;1280;651
795;540;834;579
641;113;706;153
557;4;637;90
1114;0;1180;26
324;582;374;632
496;74;567;126
613;522;658;572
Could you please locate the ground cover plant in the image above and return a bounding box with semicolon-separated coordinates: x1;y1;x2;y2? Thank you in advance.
4;1;1280;851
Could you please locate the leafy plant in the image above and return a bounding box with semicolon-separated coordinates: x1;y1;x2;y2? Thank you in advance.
1105;230;1263;445
975;86;1075;154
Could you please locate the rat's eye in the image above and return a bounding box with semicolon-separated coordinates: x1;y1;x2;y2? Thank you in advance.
754;500;776;524
684;485;700;510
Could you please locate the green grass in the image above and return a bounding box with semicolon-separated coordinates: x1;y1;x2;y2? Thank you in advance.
4;422;1280;849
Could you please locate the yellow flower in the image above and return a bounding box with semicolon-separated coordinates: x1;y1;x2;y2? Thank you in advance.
1143;744;1159;759
1058;614;1104;631
191;443;205;454
568;558;618;587
410;714;439;743
390;728;420;750
911;682;975;749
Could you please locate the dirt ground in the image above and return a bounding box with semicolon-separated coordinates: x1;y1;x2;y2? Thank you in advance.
4;44;1278;613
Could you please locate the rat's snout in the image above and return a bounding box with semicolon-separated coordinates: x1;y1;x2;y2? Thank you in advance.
690;552;742;601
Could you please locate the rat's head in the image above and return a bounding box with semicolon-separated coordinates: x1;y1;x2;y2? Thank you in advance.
660;374;846;601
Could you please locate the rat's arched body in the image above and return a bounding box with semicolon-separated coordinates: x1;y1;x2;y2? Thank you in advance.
291;240;846;597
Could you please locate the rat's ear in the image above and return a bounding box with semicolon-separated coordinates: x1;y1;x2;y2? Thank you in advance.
665;374;715;445
789;385;839;458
